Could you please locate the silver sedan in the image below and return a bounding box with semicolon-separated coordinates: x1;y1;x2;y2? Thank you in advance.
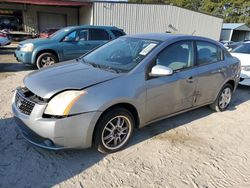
12;33;241;153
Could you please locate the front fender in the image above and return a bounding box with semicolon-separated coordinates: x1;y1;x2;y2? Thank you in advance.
31;46;60;64
69;72;147;125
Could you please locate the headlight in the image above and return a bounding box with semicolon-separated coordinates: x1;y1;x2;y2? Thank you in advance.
20;43;34;52
241;66;250;71
44;90;86;116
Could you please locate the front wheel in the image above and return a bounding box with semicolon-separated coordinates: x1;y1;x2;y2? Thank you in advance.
36;53;58;69
93;107;134;153
210;83;233;112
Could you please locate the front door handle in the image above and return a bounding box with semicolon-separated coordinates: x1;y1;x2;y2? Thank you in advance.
186;77;194;83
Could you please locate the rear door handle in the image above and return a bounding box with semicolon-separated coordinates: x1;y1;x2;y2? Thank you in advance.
186;77;194;83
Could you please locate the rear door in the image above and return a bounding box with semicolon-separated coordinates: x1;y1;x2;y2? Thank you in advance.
194;41;226;106
86;28;111;50
145;41;198;122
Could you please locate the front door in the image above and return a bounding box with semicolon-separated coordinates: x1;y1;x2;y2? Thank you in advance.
61;30;82;61
145;41;198;123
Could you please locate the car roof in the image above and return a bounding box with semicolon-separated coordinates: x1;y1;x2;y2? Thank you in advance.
125;33;216;42
65;25;120;30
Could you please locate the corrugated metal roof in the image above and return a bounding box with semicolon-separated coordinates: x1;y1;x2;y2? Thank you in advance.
222;23;245;30
1;0;91;6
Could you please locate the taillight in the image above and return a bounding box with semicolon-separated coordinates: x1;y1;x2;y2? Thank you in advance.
0;33;6;37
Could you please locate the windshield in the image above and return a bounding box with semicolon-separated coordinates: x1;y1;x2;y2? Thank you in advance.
231;43;250;54
49;27;72;39
82;37;159;73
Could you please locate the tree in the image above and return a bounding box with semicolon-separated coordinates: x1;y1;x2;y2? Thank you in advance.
129;0;250;26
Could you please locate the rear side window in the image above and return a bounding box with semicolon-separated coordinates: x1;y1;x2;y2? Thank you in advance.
111;30;125;38
196;41;222;65
89;29;110;40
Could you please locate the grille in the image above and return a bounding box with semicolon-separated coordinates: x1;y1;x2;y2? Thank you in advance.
15;92;35;115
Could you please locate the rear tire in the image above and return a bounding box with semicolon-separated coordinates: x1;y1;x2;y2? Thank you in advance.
36;53;58;69
209;83;233;112
93;107;134;154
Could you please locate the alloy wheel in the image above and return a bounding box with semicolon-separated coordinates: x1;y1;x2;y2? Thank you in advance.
219;87;232;109
41;56;55;67
101;115;132;150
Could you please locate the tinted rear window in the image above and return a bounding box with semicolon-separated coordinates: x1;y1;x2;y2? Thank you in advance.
89;29;110;40
111;30;125;38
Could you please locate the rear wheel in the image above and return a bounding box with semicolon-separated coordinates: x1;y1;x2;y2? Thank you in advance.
93;107;134;153
36;53;58;69
210;83;233;112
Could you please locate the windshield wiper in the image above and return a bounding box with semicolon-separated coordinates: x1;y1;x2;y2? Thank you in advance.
81;59;122;73
81;59;99;68
99;65;122;74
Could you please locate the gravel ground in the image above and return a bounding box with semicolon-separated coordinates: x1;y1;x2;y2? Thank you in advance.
0;50;250;188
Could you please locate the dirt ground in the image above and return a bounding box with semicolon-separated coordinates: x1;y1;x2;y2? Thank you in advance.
0;48;250;188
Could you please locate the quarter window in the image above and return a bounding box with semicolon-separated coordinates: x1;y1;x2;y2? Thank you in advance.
196;41;222;65
111;30;125;38
89;29;110;40
156;41;194;71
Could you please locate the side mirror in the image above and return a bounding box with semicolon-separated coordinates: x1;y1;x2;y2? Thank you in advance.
63;36;75;42
149;65;173;77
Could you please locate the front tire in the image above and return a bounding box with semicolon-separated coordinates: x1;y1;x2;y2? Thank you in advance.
36;53;58;69
210;83;233;112
93;107;134;154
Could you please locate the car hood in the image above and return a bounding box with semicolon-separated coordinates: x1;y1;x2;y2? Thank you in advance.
24;60;120;99
20;38;55;46
231;53;250;66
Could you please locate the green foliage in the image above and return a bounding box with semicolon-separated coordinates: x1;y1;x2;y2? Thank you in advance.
129;0;250;26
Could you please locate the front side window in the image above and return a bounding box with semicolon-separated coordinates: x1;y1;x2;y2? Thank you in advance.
83;37;159;72
197;41;222;65
231;43;250;54
156;41;194;71
64;30;78;41
89;29;110;40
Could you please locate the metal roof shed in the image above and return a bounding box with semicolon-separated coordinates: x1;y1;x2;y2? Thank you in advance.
221;23;250;42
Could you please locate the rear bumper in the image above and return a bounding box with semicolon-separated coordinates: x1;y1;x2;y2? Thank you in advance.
14;50;33;64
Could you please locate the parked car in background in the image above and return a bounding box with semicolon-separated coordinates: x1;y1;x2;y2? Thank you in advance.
231;42;250;86
0;15;21;31
12;34;240;153
0;30;11;46
39;28;60;38
14;25;126;69
224;41;244;51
